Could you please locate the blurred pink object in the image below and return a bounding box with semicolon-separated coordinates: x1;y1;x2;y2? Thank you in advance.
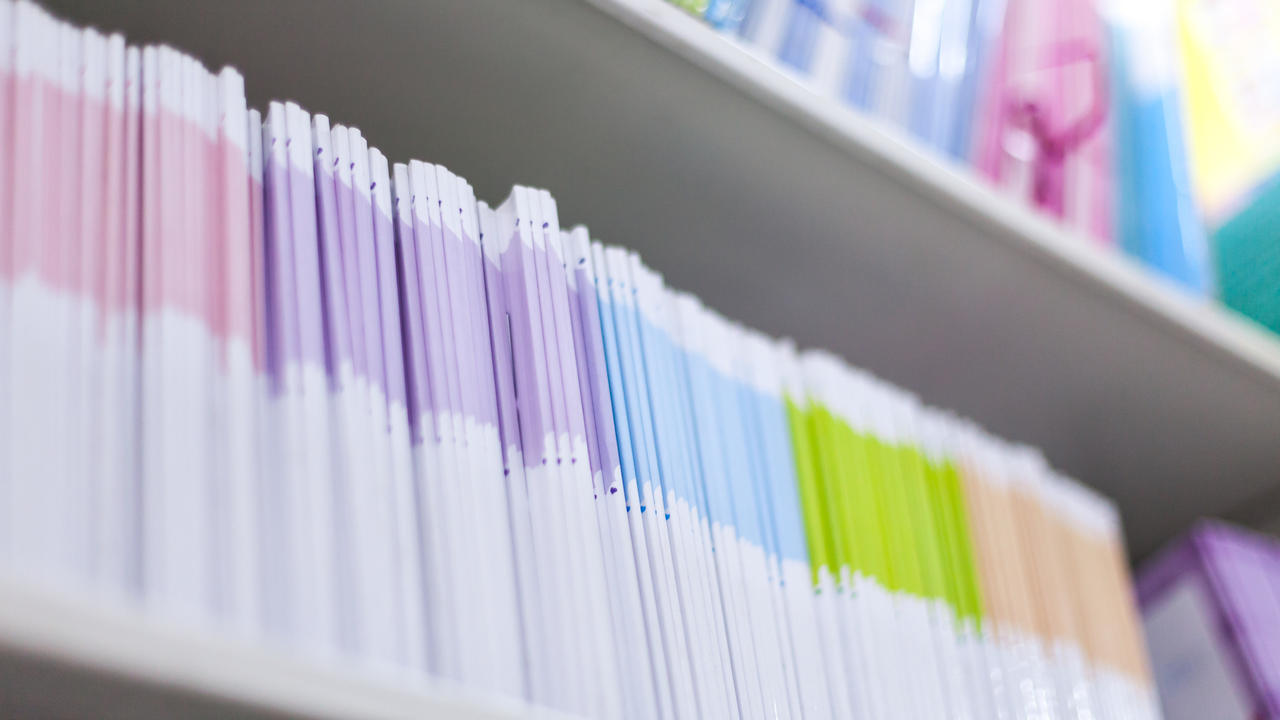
972;0;1113;244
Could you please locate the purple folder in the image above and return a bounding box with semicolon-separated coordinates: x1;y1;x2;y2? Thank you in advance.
1139;520;1280;720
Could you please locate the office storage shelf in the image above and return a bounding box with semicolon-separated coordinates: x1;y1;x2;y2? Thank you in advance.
0;577;571;720
38;0;1280;557
8;0;1277;715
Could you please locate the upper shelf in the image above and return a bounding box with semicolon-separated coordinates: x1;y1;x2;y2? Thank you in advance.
40;0;1280;558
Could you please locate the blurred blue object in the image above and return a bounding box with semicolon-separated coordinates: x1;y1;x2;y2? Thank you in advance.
1108;13;1214;295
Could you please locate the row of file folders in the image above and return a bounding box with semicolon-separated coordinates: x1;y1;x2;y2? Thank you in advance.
0;3;1161;719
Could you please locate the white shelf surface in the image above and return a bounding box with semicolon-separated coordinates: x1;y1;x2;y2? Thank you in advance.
40;0;1280;557
0;576;566;719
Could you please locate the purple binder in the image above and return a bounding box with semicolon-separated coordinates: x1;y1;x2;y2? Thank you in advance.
1139;520;1280;720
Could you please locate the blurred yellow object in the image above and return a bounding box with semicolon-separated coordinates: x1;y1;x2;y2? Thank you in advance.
1176;0;1280;223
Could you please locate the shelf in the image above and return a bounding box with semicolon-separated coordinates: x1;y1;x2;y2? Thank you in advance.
40;0;1280;558
0;576;565;719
